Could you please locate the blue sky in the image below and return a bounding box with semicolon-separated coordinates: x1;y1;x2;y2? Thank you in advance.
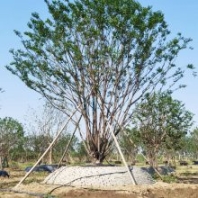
0;0;198;126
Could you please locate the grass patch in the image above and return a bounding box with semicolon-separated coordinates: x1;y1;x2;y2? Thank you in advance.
162;175;178;183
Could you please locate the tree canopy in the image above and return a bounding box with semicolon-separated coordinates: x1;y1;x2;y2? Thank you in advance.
7;0;194;162
130;92;193;167
0;117;25;167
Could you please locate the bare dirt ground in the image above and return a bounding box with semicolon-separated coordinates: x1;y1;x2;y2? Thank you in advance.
0;168;197;198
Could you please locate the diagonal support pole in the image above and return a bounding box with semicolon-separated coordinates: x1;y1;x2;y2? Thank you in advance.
58;115;82;166
107;122;137;185
13;109;78;190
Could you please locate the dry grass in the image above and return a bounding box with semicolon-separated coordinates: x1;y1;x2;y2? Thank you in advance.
175;165;198;174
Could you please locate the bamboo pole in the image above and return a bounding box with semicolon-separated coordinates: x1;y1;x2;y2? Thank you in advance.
140;153;163;180
13;109;77;190
107;122;137;185
58;116;82;166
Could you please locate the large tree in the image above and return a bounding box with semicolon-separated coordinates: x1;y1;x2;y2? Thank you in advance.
130;92;193;167
7;0;194;163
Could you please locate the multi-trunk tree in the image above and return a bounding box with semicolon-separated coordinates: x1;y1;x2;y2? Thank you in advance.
130;92;193;167
7;0;194;163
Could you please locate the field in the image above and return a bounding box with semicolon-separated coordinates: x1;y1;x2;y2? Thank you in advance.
0;164;198;198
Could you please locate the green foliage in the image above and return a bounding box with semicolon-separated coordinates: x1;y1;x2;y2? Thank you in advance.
72;141;90;162
6;0;194;162
134;92;193;149
161;175;177;183
9;161;21;170
7;0;193;99
120;128;140;162
25;134;53;159
183;128;198;159
135;154;145;163
43;195;56;198
54;134;79;157
7;0;193;107
130;92;193;166
0;117;25;155
0;117;25;167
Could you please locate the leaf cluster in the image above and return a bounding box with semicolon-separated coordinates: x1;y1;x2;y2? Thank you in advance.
6;0;195;161
7;0;193;113
132;92;193;150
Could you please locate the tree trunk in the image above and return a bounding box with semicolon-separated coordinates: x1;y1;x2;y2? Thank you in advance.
48;146;53;164
2;156;9;168
88;135;109;164
0;156;2;169
147;149;158;168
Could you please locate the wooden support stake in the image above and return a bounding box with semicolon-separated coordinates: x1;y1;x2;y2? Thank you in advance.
13;110;77;190
58;116;82;166
107;122;137;185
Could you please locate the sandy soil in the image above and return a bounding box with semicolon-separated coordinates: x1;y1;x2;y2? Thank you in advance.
0;181;197;198
0;169;198;198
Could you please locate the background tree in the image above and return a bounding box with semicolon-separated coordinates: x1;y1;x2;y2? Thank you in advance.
120;128;141;164
131;92;193;168
0;117;25;168
172;136;194;162
7;0;194;163
185;128;198;160
67;140;90;163
24;102;68;164
54;133;79;163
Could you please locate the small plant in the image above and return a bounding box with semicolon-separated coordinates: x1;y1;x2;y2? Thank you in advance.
9;161;20;170
43;194;56;198
162;175;177;183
